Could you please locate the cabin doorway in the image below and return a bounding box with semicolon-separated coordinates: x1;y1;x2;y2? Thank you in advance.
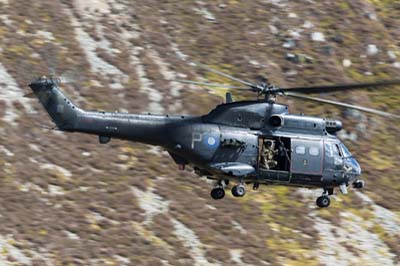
258;136;291;172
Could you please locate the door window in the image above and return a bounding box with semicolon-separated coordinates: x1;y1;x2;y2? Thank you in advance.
295;146;306;155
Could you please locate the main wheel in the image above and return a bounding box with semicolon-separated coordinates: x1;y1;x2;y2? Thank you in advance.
316;196;330;208
231;184;246;197
211;187;225;200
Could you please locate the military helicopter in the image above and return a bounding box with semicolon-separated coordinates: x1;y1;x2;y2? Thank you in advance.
28;64;400;208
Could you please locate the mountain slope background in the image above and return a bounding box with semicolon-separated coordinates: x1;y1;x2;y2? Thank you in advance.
0;0;399;265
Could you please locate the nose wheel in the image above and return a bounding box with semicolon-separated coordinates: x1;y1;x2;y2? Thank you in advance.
353;180;365;189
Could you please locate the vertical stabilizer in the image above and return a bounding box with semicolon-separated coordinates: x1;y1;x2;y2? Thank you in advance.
29;77;80;131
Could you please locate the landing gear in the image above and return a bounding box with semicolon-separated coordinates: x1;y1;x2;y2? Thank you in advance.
232;184;246;197
316;195;330;208
353;180;365;189
316;189;331;208
252;182;260;191
210;187;225;200
209;180;247;199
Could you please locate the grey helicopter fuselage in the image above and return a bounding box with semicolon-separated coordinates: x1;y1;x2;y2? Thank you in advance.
29;77;361;194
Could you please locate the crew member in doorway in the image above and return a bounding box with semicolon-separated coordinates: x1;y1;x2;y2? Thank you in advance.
262;140;278;169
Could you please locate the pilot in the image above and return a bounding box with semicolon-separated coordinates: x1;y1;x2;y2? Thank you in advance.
262;140;278;169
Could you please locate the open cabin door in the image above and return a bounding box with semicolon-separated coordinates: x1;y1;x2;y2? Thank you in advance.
257;136;291;182
290;138;323;175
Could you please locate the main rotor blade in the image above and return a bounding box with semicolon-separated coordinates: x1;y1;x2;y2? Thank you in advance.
281;79;400;94
192;63;255;87
285;92;400;119
172;79;249;90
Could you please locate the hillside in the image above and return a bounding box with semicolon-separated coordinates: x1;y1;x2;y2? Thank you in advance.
0;0;399;265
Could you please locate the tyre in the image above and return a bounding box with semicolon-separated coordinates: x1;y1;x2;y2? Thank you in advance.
353;180;365;189
316;196;330;208
211;187;225;200
232;184;246;197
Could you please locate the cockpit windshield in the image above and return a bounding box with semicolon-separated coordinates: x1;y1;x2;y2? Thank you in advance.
339;143;352;158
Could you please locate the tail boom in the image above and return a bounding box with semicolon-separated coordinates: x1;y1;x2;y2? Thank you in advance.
29;77;191;146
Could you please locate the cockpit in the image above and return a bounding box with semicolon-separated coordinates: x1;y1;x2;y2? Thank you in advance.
325;140;361;180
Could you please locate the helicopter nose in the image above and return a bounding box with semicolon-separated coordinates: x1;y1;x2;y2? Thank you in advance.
346;157;362;176
354;158;361;176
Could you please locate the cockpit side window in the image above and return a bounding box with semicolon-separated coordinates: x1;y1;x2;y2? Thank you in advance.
335;144;343;157
325;142;344;166
339;143;352;158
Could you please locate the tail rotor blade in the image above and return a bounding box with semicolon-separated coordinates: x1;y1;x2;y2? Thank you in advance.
59;70;80;85
59;75;75;84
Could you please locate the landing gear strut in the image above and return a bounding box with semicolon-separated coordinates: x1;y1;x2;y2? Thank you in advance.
316;189;331;208
232;183;246;197
252;182;260;191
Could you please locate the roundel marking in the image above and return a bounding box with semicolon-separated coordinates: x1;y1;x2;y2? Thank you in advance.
208;136;216;146
203;135;219;148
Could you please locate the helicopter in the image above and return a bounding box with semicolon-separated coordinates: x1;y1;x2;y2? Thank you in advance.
28;63;400;208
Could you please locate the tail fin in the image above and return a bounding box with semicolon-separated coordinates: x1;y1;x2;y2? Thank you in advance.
29;77;80;131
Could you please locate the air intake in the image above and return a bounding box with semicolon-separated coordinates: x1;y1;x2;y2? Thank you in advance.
269;115;284;127
325;119;343;134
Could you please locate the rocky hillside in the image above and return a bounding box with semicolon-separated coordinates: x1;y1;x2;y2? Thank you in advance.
0;0;399;265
